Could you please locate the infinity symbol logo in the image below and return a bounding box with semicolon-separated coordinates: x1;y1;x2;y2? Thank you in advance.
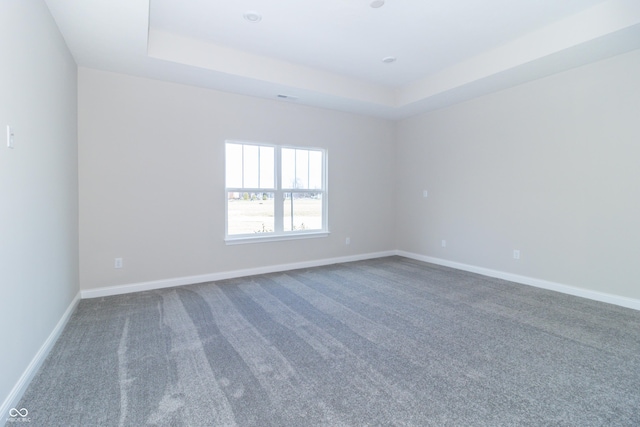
9;408;28;417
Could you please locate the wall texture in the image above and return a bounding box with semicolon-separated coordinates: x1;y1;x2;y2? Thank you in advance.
78;68;396;291
0;0;78;411
396;48;640;301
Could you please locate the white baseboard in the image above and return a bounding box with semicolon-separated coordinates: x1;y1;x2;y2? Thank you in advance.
81;251;397;299
1;292;81;419
81;249;640;311
397;250;640;311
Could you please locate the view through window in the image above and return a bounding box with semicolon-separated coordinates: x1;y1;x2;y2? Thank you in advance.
225;142;326;239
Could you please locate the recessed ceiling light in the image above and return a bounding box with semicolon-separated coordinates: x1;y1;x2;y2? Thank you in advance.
370;0;385;8
243;11;262;23
382;56;396;64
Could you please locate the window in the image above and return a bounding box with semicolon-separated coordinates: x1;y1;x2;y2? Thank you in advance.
225;141;327;242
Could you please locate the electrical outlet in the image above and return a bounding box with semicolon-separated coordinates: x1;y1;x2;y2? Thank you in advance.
441;240;446;248
114;258;123;269
345;237;351;245
423;190;428;198
513;250;520;260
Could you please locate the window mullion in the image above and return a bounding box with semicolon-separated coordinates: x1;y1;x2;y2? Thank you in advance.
307;151;310;191
274;146;283;233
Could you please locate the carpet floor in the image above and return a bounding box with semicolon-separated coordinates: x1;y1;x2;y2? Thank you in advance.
12;256;640;426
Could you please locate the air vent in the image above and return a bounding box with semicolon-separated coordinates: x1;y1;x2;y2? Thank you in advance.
277;94;299;101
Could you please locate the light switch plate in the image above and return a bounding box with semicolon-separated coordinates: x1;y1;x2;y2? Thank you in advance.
7;125;14;148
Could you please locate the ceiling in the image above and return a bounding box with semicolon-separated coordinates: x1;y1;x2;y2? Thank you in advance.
44;0;640;120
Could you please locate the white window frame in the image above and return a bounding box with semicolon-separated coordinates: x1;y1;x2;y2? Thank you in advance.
225;140;328;244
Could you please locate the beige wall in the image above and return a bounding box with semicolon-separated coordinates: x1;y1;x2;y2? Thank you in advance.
78;68;396;290
396;49;640;300
0;0;78;409
79;48;640;303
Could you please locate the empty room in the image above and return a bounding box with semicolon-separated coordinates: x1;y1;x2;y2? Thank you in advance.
2;0;640;425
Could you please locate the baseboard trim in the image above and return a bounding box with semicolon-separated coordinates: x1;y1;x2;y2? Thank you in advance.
80;249;640;311
81;251;397;299
1;292;81;419
397;250;640;311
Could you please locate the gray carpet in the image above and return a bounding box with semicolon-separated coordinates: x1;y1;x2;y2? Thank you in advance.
11;256;640;426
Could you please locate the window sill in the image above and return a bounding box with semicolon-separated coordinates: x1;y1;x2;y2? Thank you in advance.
225;231;329;245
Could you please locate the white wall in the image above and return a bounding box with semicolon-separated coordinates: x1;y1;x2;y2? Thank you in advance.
396;49;640;301
0;0;78;413
78;68;396;291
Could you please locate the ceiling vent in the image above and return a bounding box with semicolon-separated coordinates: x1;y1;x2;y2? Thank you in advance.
277;94;299;101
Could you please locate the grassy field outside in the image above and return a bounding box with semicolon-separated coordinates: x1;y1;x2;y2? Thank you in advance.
228;197;322;235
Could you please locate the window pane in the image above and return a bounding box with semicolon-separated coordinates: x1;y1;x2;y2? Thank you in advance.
283;192;323;231
227;192;274;235
283;192;292;231
282;148;295;189
309;150;323;190
259;146;274;189
243;145;259;188
295;149;309;189
226;143;243;188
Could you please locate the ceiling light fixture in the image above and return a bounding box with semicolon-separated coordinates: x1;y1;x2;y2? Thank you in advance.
243;11;262;23
370;0;385;8
382;56;396;64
